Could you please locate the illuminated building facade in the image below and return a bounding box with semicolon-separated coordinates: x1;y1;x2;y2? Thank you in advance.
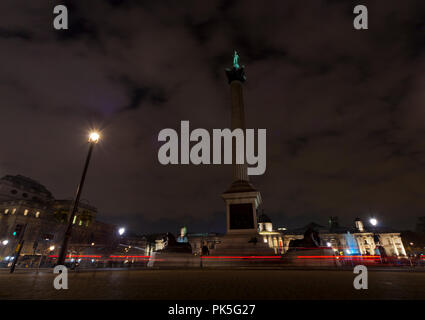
0;174;117;265
282;218;407;258
257;212;284;254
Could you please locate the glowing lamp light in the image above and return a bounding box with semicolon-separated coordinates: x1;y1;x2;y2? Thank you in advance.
118;227;125;236
88;132;100;143
369;218;378;226
49;246;55;251
326;242;332;247
2;240;8;246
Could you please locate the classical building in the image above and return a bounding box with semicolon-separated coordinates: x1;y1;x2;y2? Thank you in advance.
257;212;284;254
0;174;53;203
0;174;118;266
282;217;407;258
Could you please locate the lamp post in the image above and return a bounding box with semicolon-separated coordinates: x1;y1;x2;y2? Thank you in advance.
56;131;100;266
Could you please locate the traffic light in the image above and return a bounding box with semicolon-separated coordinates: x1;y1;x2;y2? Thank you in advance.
12;224;23;237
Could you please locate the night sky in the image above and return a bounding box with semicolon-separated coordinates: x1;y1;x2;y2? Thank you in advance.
0;0;424;234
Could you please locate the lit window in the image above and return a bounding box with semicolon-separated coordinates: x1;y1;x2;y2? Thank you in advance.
35;211;40;218
24;209;28;216
12;208;16;215
4;209;9;214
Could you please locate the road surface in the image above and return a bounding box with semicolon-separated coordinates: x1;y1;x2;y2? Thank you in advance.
0;268;424;299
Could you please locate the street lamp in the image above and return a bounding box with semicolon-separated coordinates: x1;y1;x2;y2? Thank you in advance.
2;240;8;246
89;132;100;143
56;131;101;266
370;218;378;226
49;245;55;252
118;227;126;236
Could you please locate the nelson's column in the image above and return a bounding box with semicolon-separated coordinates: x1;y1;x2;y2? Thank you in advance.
211;51;274;257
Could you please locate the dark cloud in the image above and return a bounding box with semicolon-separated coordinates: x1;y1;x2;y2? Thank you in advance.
111;75;168;111
0;28;32;40
0;0;424;234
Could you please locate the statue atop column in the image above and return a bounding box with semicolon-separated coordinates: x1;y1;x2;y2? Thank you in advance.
226;50;246;83
233;50;240;69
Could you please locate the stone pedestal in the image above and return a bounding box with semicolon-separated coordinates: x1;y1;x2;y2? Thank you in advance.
211;233;275;255
222;180;261;235
203;233;279;267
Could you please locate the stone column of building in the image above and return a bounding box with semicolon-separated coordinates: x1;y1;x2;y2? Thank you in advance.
391;236;400;256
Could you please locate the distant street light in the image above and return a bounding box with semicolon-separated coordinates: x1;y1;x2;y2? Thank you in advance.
2;240;8;246
326;242;332;247
369;218;378;226
49;245;55;251
118;227;126;236
56;131;101;266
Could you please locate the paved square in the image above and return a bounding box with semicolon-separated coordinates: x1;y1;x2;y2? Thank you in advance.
0;269;425;299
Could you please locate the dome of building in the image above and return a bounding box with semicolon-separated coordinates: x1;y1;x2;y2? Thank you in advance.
0;174;53;202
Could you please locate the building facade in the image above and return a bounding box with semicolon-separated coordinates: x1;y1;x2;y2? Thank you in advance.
257;212;284;254
0;174;118;266
282;218;407;258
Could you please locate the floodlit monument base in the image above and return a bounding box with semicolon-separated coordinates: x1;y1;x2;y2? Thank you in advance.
202;180;279;267
211;233;277;255
202;233;281;267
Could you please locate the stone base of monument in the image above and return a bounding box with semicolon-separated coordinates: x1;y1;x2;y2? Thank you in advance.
147;252;201;268
202;233;282;267
282;248;338;267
